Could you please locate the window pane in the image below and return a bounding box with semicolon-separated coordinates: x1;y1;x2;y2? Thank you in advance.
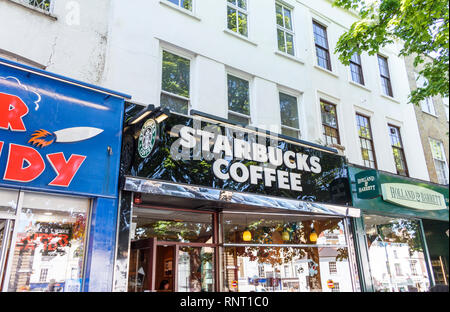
227;6;237;32
280;93;299;129
7;192;90;292
321;102;337;128
283;7;292;30
223;214;347;245
132;208;213;244
429;139;445;160
238;12;248;36
364;216;431;292
228;112;250;126
181;0;192;11
238;0;247;10
0;188;19;217
276;3;284;27
277;29;286;53
178;247;215;292
167;0;179;6
282;127;300;139
162;51;190;98
228;75;250;115
285;32;294;55
160;93;189;115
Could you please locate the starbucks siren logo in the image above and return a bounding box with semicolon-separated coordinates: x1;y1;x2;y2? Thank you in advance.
138;119;157;158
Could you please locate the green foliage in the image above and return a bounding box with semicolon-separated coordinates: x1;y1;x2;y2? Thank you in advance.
333;0;449;105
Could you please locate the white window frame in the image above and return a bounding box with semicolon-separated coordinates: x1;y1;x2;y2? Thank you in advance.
414;73;436;116
275;2;296;56
442;97;449;122
429;138;449;185
227;0;249;37
227;72;252;125
159;46;194;116
278;89;301;139
164;0;193;12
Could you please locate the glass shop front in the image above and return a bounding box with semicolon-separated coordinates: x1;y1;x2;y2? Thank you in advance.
349;166;449;292
0;57;129;292
114;106;361;292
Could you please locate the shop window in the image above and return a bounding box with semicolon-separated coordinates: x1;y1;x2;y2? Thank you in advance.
276;2;295;56
0;188;19;218
321;101;340;145
161;50;191;115
364;215;431;292
131;208;213;243
222;213;353;292
388;125;408;177
356;114;377;169
165;0;193;11
227;74;251;125
227;0;248;37
313;21;332;71
6;192;90;292
280;92;301;139
429;138;449;185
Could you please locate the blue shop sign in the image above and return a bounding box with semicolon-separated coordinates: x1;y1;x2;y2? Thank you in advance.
0;59;129;198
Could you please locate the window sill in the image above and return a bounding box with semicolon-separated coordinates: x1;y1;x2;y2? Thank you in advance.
421;110;439;118
274;51;305;65
223;29;257;46
8;0;57;20
159;0;201;21
349;80;371;93
380;93;400;104
314;65;338;78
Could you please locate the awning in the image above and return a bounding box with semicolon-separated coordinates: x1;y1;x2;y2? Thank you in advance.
124;176;360;218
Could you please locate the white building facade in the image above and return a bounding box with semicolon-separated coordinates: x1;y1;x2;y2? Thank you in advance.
102;0;429;180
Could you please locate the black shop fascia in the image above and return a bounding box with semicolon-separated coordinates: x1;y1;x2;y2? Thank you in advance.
118;104;358;215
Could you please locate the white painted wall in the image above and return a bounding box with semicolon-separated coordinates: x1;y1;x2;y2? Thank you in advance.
0;0;111;84
0;0;430;180
102;0;429;180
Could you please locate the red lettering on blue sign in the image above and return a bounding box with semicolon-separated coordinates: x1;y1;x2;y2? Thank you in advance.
0;93;29;131
47;153;86;187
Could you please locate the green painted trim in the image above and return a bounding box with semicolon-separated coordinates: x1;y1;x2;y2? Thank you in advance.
348;166;449;221
419;219;436;287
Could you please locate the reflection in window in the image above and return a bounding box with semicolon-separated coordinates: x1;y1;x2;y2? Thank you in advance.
280;92;300;139
228;74;251;125
161;50;191;114
166;0;193;11
276;2;295;56
227;0;248;37
388;125;408;177
350;53;364;85
364;215;430;292
7;192;89;292
429;138;449;185
378;55;393;97
223;247;352;292
0;188;19;217
132;208;213;244
223;214;346;246
313;21;332;71
178;246;214;292
321;101;340;145
356;114;377;169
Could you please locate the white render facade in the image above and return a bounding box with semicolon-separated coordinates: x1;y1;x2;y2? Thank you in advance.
0;0;430;179
103;0;430;180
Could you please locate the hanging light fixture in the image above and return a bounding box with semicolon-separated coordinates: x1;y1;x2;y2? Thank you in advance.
133;193;142;205
309;228;318;243
242;215;252;242
282;219;290;241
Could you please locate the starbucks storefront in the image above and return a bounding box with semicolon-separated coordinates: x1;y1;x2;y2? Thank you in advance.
112;106;361;292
